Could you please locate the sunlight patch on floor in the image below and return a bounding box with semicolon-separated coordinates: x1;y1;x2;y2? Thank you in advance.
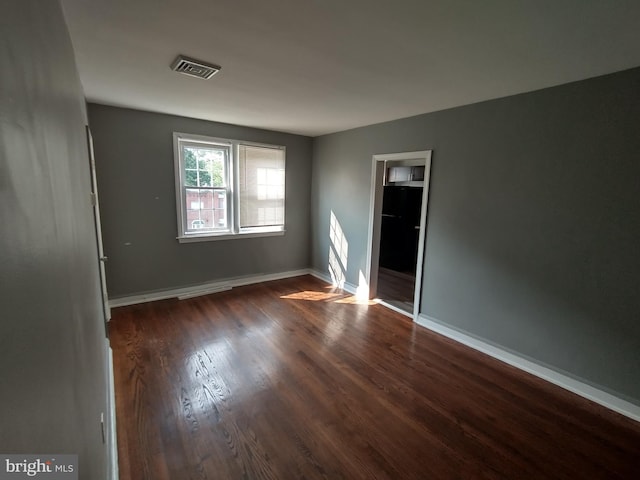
334;296;376;305
280;289;376;305
280;291;345;301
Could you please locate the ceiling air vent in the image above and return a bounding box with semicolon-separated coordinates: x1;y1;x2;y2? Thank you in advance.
171;55;221;80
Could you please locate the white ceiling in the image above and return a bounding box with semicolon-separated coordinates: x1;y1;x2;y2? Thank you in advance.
61;0;640;137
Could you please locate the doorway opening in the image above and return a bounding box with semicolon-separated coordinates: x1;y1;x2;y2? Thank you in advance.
366;151;432;320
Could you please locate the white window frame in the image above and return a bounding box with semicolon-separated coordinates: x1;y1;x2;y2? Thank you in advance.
173;132;286;243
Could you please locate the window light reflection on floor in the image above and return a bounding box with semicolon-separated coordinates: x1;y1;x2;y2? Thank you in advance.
280;291;344;301
280;289;375;305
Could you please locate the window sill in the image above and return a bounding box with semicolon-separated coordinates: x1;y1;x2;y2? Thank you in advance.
177;229;285;243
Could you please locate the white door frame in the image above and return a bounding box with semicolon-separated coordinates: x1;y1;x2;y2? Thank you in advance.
365;150;432;321
87;126;119;480
86;126;111;327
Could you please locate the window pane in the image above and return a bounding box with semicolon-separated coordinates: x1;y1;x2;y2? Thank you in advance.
238;145;285;228
198;157;212;171
183;145;226;188
185;169;198;186
184;147;197;169
213;191;227;228
185;188;227;232
209;156;225;187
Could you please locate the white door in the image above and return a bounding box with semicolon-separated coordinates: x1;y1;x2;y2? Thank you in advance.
86;126;111;331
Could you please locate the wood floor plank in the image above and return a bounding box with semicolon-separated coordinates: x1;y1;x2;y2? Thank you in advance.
110;275;640;480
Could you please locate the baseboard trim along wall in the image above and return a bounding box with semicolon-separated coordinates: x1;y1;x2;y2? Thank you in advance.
110;267;640;423
107;346;119;480
308;269;359;295
310;268;640;422
108;269;311;308
417;314;640;423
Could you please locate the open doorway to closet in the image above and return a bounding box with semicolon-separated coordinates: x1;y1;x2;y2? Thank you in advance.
366;151;432;320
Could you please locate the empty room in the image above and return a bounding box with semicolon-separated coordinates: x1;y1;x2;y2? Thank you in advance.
1;1;640;479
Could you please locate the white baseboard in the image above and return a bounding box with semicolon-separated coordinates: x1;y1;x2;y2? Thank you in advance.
109;269;311;308
417;314;640;423
106;346;119;480
376;299;413;319
177;285;231;300
108;270;640;423
310;269;416;318
309;269;359;295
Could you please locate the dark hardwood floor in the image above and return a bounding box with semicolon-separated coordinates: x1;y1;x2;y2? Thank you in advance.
110;275;640;479
376;267;415;311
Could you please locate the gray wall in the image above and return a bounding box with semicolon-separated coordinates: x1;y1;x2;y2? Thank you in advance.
88;105;312;298
0;1;108;478
311;67;640;405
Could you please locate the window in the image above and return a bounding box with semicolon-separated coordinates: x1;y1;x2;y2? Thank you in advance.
238;144;285;228
174;133;285;242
